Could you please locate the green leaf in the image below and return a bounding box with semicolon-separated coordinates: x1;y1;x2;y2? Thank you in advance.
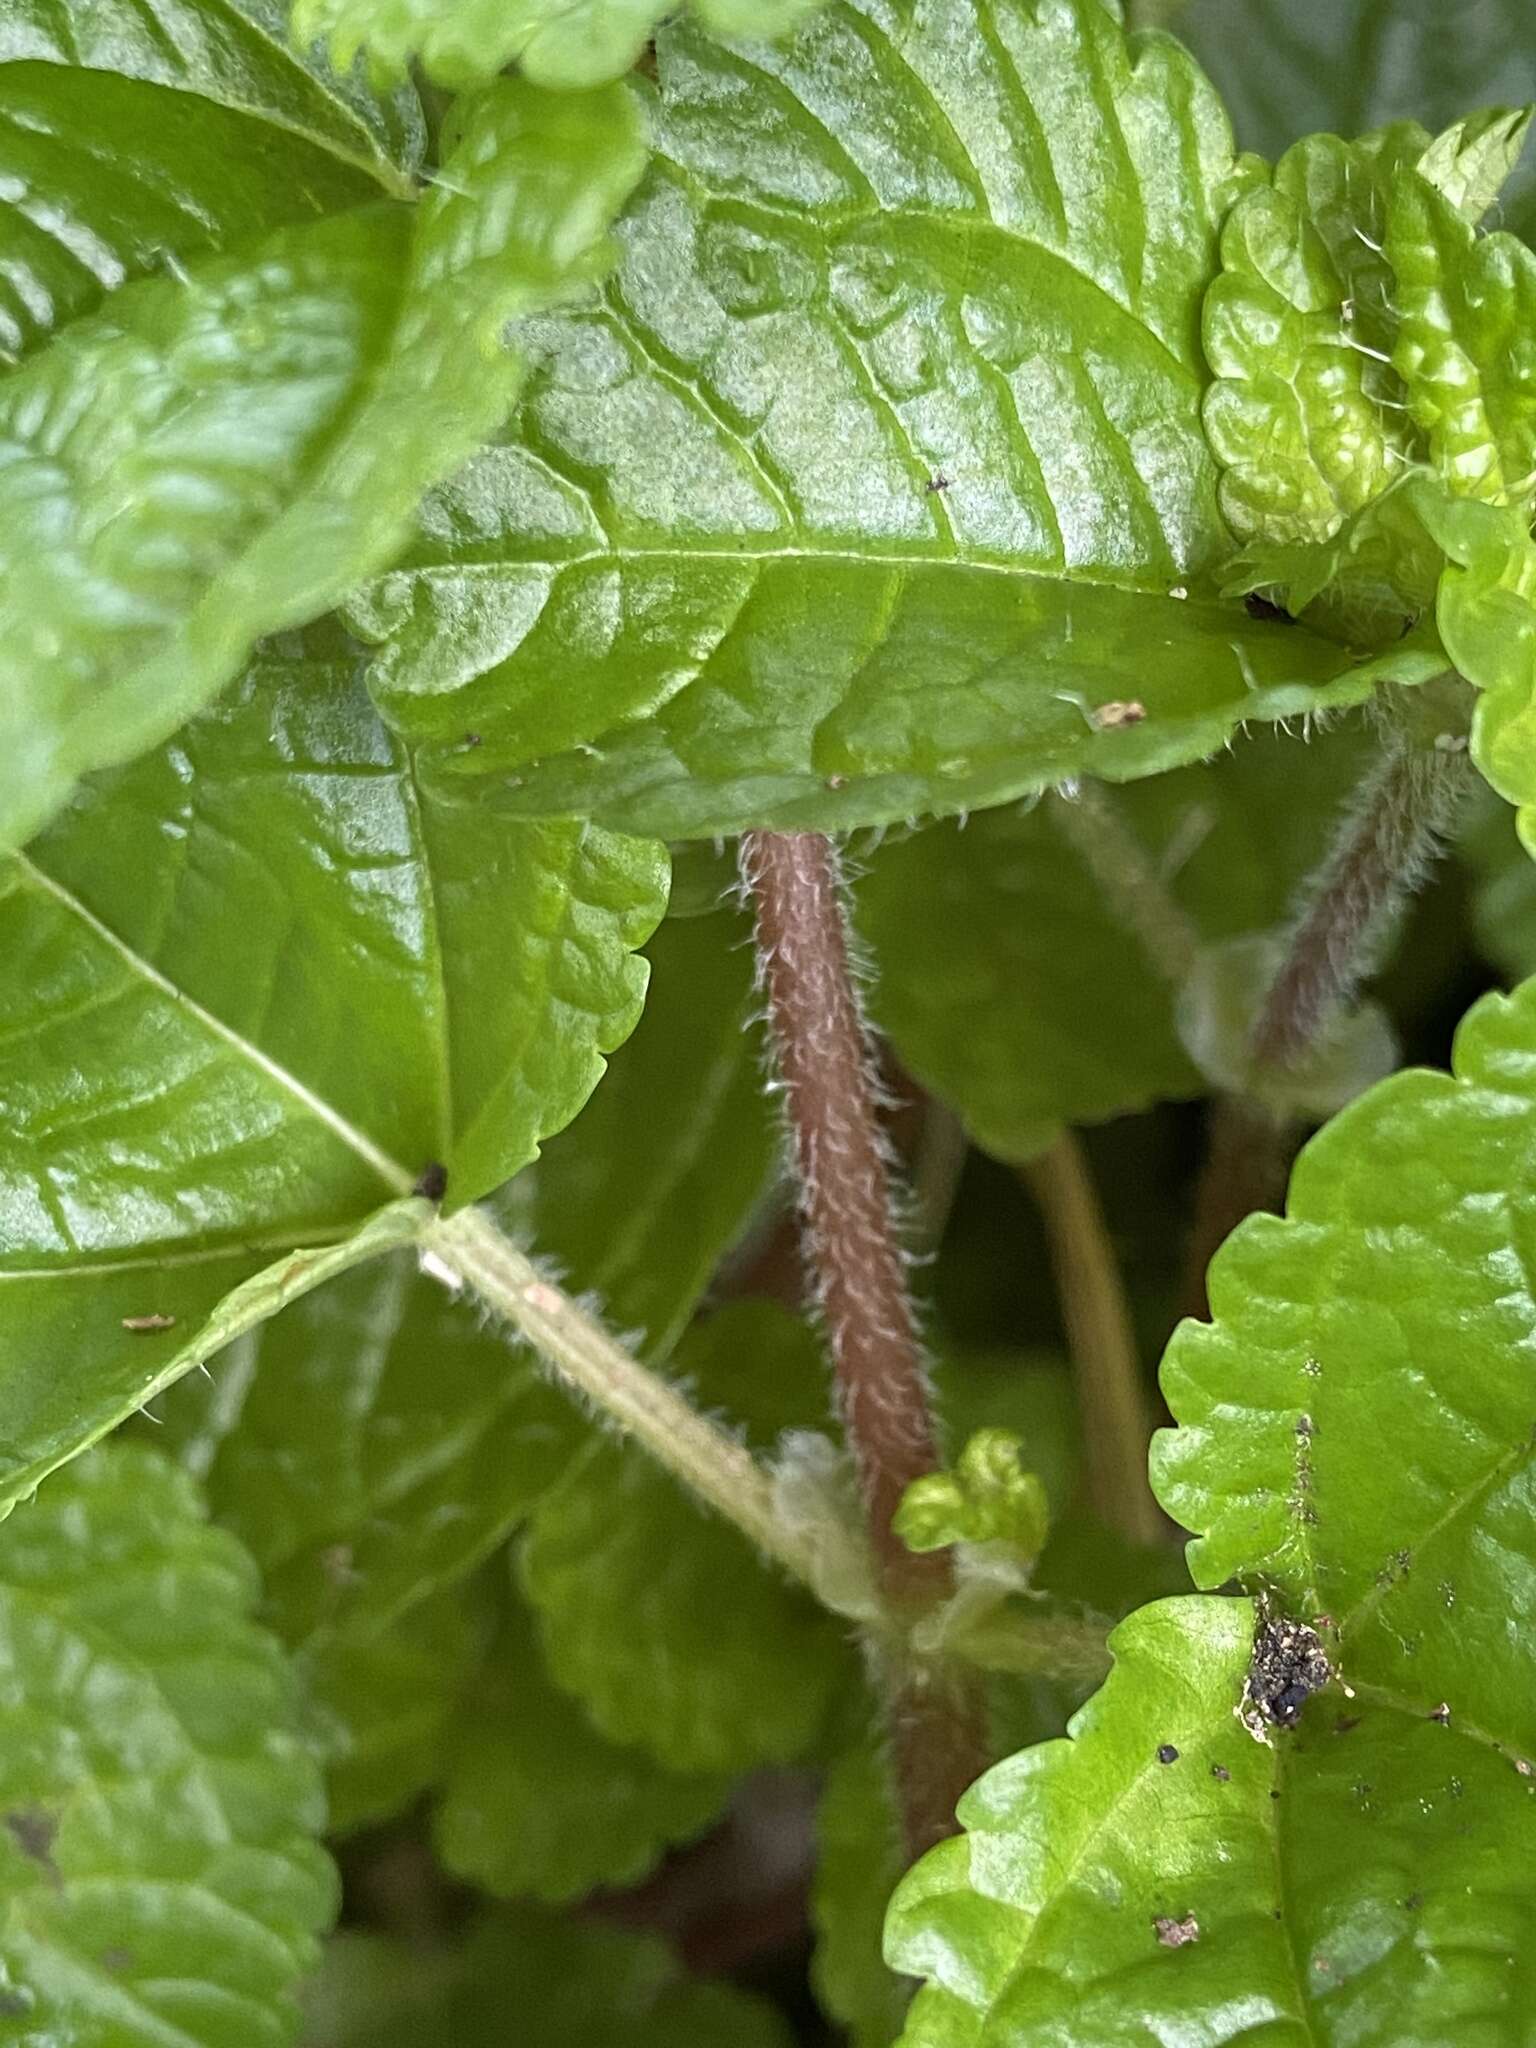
307;1582;491;1834
0;1444;334;2044
519;1301;847;1773
812;1741;910;2048
355;0;1420;839
1460;786;1536;982
159;1252;584;1646
1;623;665;1513
304;1912;795;2048
493;903;778;1359
292;0;821;91
1176;0;1536;221
1156;974;1536;1759
860;723;1378;1163
888;1595;1536;2046
435;1590;727;1902
0;75;647;851
1387;164;1536;515
896;1430;1049;1559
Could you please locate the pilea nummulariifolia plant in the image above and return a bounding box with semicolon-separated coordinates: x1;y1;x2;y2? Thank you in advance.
5;0;1536;2038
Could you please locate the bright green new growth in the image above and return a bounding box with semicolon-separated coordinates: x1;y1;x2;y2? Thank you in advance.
895;1430;1049;1559
292;0;821;90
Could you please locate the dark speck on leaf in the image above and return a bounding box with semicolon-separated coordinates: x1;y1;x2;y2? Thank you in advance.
925;471;952;493
0;1991;31;2018
1334;1714;1361;1735
413;1162;449;1203
1404;1893;1423;1913
1211;1763;1230;1782
1429;1702;1452;1724
5;1807;59;1885
1156;1744;1180;1765
461;732;482;749
1244;591;1296;623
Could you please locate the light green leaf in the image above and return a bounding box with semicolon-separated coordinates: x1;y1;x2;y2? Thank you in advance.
1;75;647;851
519;1301;846;1773
303;1913;795;2048
1156;974;1536;1760
1203;128;1427;552
1388;165;1536;514
307;1579;492;1834
1176;0;1536;220
1;623;665;1514
888;1595;1536;2046
812;1741;910;2048
356;0;1422;839
293;0;820;91
435;1591;727;1902
494;904;778;1359
896;1431;1049;1559
860;723;1376;1163
0;1444;335;2045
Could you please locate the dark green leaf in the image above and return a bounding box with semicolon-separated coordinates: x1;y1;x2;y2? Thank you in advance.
356;0;1422;838
860;724;1377;1162
0;75;646;849
518;1301;847;1772
303;1912;795;2048
812;1741;910;2048
0;624;665;1511
435;1592;727;1902
0;1445;334;2044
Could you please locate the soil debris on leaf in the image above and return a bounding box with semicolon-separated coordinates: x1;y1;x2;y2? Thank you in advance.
1154;1912;1199;1949
1156;1743;1180;1764
1241;1607;1332;1738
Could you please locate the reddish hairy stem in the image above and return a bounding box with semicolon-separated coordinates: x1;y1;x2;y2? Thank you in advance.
741;830;988;1855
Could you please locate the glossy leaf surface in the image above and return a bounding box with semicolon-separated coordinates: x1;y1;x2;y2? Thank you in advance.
1157;975;1536;1758
519;1302;846;1773
889;1595;1536;2046
356;0;1421;839
0;625;665;1510
292;0;820;90
0;1446;334;2045
0;75;646;850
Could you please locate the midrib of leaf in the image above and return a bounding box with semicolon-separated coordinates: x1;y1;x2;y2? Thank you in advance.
1347;1679;1512;1761
1269;1738;1323;2048
0;1230;353;1284
13;853;414;1203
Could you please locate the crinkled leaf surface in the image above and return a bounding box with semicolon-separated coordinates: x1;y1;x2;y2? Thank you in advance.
355;0;1418;840
0;1445;335;2045
304;1912;795;2048
435;1590;727;1902
293;0;820;90
1;74;646;851
519;1301;847;1773
1157;975;1536;1759
0;623;665;1510
889;1595;1536;2046
861;724;1373;1162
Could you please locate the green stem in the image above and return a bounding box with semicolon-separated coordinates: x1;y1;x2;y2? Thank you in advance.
423;1205;830;1590
1023;1130;1167;1548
